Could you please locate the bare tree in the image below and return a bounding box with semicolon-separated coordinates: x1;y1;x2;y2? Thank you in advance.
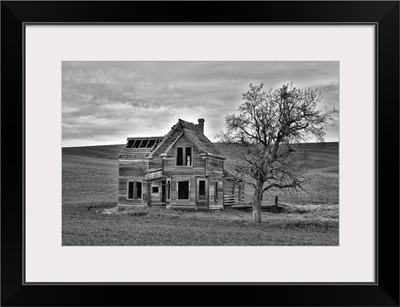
218;83;336;223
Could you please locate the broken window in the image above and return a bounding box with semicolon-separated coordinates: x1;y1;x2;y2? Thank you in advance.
127;140;134;148
152;186;159;193
177;147;184;166
128;181;142;200
176;147;192;166
135;182;142;199
140;140;149;148
177;181;189;200
214;181;218;201
185;147;192;166
148;139;156;147
126;138;163;149
128;182;134;199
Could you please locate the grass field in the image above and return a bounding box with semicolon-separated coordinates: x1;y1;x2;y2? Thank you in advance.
62;142;339;246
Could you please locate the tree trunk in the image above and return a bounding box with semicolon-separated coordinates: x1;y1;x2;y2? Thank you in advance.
252;184;263;223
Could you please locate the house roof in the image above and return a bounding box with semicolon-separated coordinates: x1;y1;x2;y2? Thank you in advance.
177;119;225;159
119;119;225;160
119;136;164;159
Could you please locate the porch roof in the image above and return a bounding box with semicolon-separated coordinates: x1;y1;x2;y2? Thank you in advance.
143;170;165;181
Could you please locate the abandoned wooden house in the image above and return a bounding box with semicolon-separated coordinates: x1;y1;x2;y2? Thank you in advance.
118;118;244;211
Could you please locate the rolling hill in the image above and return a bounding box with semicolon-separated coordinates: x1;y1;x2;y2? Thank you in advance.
62;144;124;160
62;142;338;172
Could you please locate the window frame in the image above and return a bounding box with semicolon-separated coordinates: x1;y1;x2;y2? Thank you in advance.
127;181;143;200
176;146;193;167
135;182;143;200
127;181;134;200
152;185;159;194
177;180;190;200
185;147;192;166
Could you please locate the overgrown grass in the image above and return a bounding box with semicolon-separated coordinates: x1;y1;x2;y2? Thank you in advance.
63;204;338;246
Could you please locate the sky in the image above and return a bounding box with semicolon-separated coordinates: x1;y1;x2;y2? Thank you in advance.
62;61;339;147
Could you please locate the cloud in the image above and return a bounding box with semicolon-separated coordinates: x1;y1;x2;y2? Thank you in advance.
62;61;339;146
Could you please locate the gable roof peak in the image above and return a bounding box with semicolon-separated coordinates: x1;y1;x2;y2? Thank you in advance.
177;118;225;160
149;118;226;160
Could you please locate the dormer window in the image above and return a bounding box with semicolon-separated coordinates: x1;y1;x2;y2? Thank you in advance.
176;147;192;166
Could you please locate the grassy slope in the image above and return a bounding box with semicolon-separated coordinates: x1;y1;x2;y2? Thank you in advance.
217;142;339;172
62;142;339;246
62;144;124;160
63;155;118;204
63;142;338;168
217;142;339;205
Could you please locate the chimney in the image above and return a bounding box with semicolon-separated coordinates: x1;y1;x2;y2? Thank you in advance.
198;118;205;134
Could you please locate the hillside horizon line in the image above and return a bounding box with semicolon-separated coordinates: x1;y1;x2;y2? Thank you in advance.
62;141;339;149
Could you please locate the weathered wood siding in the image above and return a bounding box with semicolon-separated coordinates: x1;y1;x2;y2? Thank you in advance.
118;179;149;206
150;180;162;205
163;158;205;176
163;135;206;177
149;158;162;171
208;176;224;209
119;159;148;177
207;158;224;208
168;175;196;209
118;159;148;206
223;179;245;206
207;157;224;175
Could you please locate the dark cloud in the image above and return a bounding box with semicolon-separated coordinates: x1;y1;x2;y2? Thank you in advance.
62;61;339;146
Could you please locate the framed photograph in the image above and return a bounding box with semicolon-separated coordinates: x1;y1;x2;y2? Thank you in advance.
1;1;399;306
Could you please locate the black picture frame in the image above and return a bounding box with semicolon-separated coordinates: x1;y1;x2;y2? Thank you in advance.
1;1;399;306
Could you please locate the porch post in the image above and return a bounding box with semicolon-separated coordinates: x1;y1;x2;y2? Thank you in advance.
147;182;151;207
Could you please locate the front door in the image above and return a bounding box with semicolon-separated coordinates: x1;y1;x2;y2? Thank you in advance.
196;177;208;209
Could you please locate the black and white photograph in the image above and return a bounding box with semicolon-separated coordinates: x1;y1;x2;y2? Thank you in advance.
3;0;399;304
62;61;339;246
